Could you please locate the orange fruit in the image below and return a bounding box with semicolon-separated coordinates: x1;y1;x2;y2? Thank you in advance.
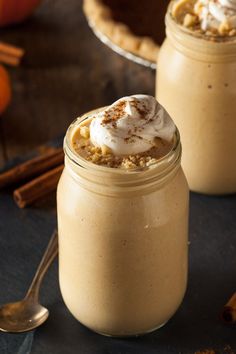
0;65;11;114
0;0;42;27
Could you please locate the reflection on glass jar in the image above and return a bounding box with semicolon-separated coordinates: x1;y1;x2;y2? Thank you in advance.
57;112;189;337
156;2;236;195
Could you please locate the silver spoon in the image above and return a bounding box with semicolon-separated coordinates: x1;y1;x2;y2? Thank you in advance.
0;229;58;333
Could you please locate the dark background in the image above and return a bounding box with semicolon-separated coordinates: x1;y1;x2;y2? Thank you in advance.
0;0;155;168
0;1;236;353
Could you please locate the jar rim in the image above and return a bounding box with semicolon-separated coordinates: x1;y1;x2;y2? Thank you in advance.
62;108;182;195
166;1;236;50
64;109;181;178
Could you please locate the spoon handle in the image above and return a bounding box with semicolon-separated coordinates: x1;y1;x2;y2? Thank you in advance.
25;229;58;301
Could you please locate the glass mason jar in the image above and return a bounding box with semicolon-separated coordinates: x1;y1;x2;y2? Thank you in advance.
156;2;236;195
57;111;189;337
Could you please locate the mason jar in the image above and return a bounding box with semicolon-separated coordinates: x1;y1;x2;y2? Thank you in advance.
57;111;189;337
156;2;236;195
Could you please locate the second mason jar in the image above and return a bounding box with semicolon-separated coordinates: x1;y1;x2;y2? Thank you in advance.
156;2;236;195
57;112;189;337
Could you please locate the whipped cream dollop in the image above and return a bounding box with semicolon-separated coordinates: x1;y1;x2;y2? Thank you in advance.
89;95;175;156
194;0;236;32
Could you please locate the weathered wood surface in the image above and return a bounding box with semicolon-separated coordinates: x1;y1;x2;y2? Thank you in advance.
0;0;155;168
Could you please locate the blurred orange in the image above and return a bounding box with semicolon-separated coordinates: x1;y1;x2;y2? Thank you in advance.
0;65;11;114
0;0;42;27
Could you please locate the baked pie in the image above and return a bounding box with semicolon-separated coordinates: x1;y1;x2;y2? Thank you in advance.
83;0;168;63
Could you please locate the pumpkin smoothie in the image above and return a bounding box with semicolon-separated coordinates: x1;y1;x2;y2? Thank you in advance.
57;95;189;336
156;0;236;194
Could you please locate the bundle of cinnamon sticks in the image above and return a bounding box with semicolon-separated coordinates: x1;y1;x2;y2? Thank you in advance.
0;41;24;66
0;147;64;208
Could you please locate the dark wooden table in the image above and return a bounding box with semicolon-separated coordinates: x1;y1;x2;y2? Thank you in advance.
0;1;236;354
0;0;155;168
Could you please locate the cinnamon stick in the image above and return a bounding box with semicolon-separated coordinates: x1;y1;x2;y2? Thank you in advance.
0;52;20;66
13;165;64;208
0;42;24;58
0;148;64;189
221;292;236;324
0;42;24;66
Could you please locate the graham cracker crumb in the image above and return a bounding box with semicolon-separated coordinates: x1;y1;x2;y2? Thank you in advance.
71;120;173;169
183;13;198;28
79;126;90;139
172;0;236;38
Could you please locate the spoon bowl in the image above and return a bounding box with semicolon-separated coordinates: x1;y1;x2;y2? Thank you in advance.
0;298;49;333
0;230;58;333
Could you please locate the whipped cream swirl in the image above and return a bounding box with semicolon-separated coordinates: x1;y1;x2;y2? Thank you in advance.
89;95;175;156
194;0;236;31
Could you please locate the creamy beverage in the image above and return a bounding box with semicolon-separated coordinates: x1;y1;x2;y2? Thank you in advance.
172;0;236;36
156;0;236;194
57;95;189;337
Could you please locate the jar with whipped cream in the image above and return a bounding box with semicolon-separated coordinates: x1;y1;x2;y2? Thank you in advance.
57;95;189;337
156;0;236;194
